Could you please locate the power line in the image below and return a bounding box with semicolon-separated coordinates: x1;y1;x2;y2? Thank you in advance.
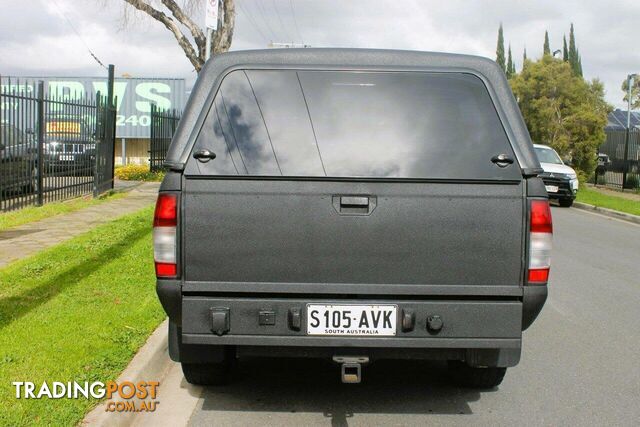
238;0;270;43
50;0;107;70
271;0;292;42
254;0;279;41
288;0;304;43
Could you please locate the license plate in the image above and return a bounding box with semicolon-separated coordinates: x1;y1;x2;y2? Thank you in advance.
545;185;559;193
59;155;74;161
47;121;81;134
307;304;397;336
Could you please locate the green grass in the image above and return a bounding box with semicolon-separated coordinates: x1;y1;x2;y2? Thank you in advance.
576;187;640;216
0;206;165;426
0;191;127;232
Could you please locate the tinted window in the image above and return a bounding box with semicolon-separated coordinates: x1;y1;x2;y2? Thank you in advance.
189;70;518;179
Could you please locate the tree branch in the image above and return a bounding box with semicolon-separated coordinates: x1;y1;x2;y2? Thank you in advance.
212;0;235;55
123;0;203;71
160;0;206;53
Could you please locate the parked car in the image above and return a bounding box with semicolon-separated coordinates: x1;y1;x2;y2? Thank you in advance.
533;144;578;207
0;122;37;199
154;49;550;389
44;114;95;176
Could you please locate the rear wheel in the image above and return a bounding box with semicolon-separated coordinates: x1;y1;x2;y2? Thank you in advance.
447;360;507;389
181;360;233;385
559;198;574;207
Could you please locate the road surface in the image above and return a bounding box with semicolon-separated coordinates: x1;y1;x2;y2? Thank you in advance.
138;206;640;427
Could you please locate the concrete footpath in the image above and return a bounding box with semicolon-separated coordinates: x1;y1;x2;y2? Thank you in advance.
0;182;159;268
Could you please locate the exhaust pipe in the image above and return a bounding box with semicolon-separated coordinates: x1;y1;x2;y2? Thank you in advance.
333;356;369;384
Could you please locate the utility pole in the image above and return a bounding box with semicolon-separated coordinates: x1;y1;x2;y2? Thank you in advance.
205;28;212;61
623;73;637;189
205;0;221;62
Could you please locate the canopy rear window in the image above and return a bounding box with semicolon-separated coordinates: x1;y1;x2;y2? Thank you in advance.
189;70;519;180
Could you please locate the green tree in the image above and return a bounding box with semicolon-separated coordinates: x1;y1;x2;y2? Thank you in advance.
577;54;583;77
622;76;640;109
543;31;551;56
506;45;515;78
562;36;569;61
496;24;506;73
522;48;528;71
568;23;581;76
510;56;611;178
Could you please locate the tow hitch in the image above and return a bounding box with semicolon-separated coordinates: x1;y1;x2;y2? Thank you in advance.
333;356;369;384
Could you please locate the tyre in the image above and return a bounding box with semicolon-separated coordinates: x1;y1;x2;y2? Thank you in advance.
181;358;233;386
559;198;574;207
447;360;507;389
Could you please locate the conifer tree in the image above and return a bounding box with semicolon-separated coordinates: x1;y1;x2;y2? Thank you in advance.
506;45;514;78
543;31;551;56
496;24;506;73
563;36;569;62
569;23;580;75
577;53;583;77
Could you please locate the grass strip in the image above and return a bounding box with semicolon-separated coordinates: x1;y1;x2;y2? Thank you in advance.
0;205;164;426
576;187;640;216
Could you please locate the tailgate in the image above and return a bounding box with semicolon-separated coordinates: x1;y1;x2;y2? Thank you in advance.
182;179;523;289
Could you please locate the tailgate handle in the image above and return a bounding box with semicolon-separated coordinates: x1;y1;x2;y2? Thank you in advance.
333;195;377;216
340;196;369;207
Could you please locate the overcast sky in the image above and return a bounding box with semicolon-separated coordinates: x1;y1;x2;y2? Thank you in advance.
0;0;638;109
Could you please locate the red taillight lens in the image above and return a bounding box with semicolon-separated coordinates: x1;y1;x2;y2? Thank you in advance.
530;199;553;233
154;193;177;227
153;193;178;278
155;262;177;277
528;199;552;285
528;268;549;284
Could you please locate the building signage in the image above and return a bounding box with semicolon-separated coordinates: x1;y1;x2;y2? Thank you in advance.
1;77;185;139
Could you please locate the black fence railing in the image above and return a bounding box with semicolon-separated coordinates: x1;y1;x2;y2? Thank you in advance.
0;78;116;211
150;104;181;172
597;129;640;189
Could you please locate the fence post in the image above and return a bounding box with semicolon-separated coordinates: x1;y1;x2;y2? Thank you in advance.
107;65;116;190
36;81;45;206
94;91;101;198
150;103;156;171
622;127;630;189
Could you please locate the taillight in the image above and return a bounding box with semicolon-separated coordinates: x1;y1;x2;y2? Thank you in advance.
528;199;552;285
153;193;178;278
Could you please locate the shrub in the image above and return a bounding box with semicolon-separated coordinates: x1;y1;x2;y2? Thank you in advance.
114;164;164;182
624;174;640;189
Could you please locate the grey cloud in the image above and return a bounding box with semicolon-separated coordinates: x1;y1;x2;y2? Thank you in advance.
0;0;637;108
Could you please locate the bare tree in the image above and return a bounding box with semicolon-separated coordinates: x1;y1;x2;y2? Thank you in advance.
121;0;235;72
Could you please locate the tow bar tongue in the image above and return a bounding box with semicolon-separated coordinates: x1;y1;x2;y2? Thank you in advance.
333;356;369;384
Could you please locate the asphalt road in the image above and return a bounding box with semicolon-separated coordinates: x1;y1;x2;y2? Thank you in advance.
144;206;640;426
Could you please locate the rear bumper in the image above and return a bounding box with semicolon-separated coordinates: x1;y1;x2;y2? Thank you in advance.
157;281;546;367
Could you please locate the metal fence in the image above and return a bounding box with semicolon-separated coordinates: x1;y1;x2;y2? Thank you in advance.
149;104;181;172
597;129;640;189
1;78;116;211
